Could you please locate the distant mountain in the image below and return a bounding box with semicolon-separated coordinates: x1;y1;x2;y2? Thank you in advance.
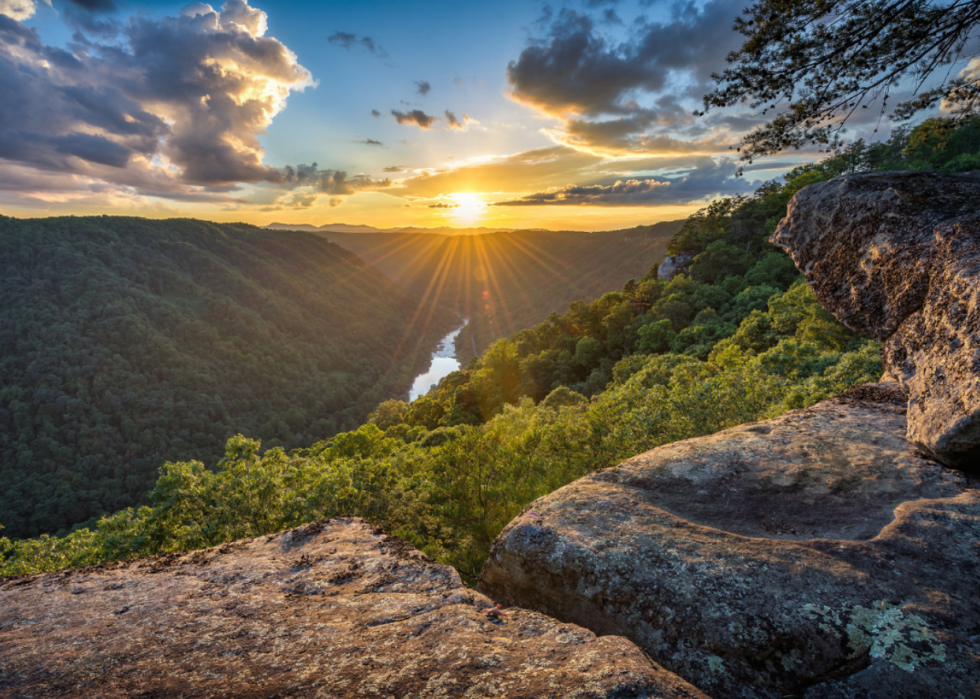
320;222;684;362
264;222;519;236
317;223;386;233
0;216;456;538
264;222;323;232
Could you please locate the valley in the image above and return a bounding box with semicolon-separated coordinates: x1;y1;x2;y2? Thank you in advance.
274;223;683;362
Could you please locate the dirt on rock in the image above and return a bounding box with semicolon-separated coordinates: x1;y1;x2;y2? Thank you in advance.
0;517;708;699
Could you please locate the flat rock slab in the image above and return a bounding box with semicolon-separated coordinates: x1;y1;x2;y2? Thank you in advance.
479;385;980;699
0;517;707;699
771;171;980;467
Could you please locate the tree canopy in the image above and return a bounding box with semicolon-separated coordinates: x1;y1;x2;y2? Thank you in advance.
705;0;980;161
0;216;455;538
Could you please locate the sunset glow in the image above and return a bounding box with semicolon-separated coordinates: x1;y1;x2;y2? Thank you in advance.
0;0;879;229
450;194;489;224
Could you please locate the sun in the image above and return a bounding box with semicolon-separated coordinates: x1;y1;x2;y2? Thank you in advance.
450;193;488;224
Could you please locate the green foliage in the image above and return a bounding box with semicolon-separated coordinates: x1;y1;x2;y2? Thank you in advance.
17;132;952;582
637;319;676;354
0;216;455;538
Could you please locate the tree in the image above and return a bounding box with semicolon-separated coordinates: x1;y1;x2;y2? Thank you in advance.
705;0;980;162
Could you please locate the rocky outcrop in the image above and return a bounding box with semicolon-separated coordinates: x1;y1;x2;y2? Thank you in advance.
771;171;980;467
0;517;708;699
479;385;980;698
658;254;694;281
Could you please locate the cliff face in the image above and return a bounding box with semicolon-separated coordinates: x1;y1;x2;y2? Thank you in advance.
0;517;707;699
771;172;980;467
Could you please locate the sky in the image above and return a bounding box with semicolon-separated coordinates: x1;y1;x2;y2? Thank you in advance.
0;0;934;230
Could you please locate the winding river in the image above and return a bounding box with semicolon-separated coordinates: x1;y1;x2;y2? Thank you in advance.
409;320;467;401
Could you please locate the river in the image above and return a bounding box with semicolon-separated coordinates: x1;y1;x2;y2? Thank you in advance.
409;320;467;401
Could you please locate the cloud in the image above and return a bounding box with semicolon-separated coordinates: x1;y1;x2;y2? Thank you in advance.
505;1;747;154
392;146;603;198
360;36;385;56
280;162;391;196
454;77;465;87
254;163;391;209
382;165;403;172
428;202;457;208
327;30;356;49
0;0;46;21
600;8;622;24
358;138;384;146
444;110;478;130
494;160;754;206
416;80;431;96
391;109;438;129
0;0;314;204
371;109;381;117
64;0;116;10
328;30;387;57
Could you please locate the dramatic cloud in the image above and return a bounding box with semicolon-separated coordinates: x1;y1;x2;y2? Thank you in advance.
328;30;387;57
0;0;314;204
495;160;754;207
382;165;403;172
416;80;431;96
0;0;45;21
506;1;747;154
428;202;456;208
444;110;477;130
391;109;438;129
392;146;603;199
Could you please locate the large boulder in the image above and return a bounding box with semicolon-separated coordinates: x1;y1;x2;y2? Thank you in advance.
0;517;708;699
658;254;694;281
479;385;980;698
771;171;980;467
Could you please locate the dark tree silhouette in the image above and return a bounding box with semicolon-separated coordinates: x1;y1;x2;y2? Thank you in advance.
704;0;980;161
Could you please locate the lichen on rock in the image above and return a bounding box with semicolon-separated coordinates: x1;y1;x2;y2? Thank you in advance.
479;386;980;698
804;602;947;673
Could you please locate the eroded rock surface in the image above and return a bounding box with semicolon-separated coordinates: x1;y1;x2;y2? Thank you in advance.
658;254;694;282
479;385;980;699
771;171;980;467
0;517;708;699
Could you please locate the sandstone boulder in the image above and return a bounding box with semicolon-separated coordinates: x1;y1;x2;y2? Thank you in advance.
479;385;980;698
0;517;708;699
771;171;980;467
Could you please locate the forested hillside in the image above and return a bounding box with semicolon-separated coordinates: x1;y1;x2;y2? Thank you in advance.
0;217;456;538
3;116;977;579
322;223;682;361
